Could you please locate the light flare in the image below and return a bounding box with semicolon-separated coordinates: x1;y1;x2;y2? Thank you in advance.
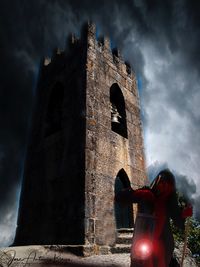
132;238;153;260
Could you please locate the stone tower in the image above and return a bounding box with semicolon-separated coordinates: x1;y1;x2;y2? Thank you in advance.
14;22;147;255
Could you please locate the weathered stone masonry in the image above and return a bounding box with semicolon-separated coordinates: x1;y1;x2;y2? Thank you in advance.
14;22;147;255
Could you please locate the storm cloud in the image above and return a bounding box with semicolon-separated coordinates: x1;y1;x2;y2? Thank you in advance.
0;0;200;246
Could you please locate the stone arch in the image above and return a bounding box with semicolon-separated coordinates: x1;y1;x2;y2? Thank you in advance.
114;169;133;229
110;83;128;138
45;82;64;136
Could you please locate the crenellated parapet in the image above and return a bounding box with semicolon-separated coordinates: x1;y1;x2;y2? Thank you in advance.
84;22;135;79
41;22;135;81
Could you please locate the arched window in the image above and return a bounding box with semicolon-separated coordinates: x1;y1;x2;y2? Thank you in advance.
110;83;128;138
45;82;64;136
114;169;133;229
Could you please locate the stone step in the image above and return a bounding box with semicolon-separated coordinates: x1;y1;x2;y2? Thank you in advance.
117;228;134;233
110;229;133;254
110;244;131;254
116;233;133;244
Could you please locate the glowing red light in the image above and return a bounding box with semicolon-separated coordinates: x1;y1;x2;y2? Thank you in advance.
132;238;153;260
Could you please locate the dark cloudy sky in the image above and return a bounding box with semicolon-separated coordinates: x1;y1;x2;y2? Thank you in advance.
0;0;200;247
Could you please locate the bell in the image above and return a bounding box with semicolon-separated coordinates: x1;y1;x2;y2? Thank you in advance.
111;103;122;123
111;113;120;123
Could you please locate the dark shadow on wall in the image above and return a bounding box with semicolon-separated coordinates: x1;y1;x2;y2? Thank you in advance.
45;82;64;137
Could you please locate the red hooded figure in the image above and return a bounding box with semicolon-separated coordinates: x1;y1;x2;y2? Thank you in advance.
115;169;192;267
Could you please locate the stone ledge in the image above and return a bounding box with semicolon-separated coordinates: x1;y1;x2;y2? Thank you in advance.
0;245;131;267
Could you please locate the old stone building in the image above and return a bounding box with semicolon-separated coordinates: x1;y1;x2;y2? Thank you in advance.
14;22;147;255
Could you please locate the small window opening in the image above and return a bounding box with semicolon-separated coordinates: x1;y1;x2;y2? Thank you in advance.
110;83;128;138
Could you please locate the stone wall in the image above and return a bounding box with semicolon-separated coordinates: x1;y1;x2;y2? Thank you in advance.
84;23;147;251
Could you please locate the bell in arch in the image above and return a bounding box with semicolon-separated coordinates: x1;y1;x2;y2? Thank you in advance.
111;104;121;124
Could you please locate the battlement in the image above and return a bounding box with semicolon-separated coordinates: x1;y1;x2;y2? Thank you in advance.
81;22;134;77
42;22;134;78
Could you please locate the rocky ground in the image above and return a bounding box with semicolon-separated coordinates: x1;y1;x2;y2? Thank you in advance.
0;244;198;267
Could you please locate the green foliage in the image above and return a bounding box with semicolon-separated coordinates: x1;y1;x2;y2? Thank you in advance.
171;220;184;242
187;218;200;264
171;192;200;264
